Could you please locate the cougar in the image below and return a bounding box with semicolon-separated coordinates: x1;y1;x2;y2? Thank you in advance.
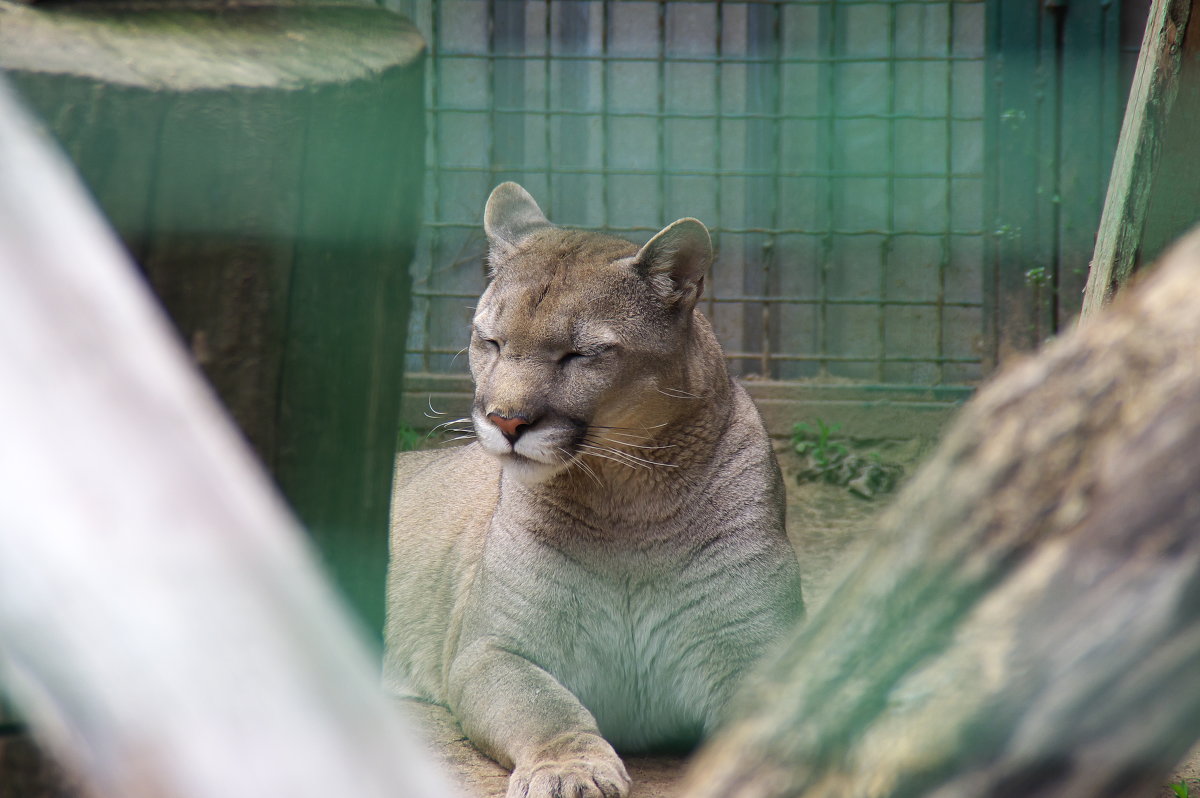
384;182;804;798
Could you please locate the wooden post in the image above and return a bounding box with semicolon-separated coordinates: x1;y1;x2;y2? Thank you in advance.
0;0;426;637
683;226;1200;797
0;79;451;798
1081;0;1195;319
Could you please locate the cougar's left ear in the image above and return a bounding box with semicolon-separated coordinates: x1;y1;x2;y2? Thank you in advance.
484;182;552;257
634;218;712;310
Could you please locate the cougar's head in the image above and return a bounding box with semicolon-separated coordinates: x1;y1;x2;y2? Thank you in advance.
469;182;714;484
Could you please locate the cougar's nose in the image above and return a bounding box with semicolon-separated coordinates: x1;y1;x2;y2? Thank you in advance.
486;412;531;443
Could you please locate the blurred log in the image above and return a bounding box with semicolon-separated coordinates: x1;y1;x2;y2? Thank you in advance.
0;0;426;636
685;226;1200;798
0;733;79;798
0;80;450;798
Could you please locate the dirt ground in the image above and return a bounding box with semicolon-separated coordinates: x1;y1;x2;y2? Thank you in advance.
402;440;1200;798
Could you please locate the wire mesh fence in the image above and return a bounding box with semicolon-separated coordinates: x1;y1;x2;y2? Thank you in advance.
395;0;987;387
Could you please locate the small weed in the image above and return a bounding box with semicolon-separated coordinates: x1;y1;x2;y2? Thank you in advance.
396;424;426;452
1000;107;1027;126
1171;779;1199;798
791;419;848;470
1024;266;1050;288
791;419;903;500
992;223;1024;243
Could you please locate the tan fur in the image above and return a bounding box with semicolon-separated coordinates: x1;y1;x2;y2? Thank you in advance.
384;183;804;798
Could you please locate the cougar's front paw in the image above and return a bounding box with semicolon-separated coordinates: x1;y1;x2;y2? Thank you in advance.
507;734;631;798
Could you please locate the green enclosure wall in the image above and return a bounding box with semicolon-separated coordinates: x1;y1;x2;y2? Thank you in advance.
383;0;1145;394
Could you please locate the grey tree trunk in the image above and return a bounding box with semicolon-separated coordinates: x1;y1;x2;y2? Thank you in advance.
685;227;1200;798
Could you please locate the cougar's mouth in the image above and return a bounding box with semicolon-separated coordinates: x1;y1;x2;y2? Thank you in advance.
473;409;584;483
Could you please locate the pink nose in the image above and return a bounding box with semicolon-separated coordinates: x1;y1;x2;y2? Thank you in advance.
487;412;531;442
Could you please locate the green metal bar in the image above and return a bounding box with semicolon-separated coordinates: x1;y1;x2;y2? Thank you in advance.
708;0;723;327
881;0;897;384
818;0;836;378
938;2;954;385
600;0;610;230
434;106;986;122
422;219;988;237
743;1;779;377
437;51;986;65
421;0;442;374
434;164;985;179
655;0;666;228
1056;0;1123;325
543;0;553;212
413;346;981;366
411;288;985;309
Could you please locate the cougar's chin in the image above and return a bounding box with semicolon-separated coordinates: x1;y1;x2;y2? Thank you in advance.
496;453;569;484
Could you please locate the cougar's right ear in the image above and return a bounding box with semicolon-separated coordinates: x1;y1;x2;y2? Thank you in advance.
484;182;552;267
634;218;713;312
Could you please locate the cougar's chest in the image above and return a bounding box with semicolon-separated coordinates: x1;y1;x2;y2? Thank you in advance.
550;559;718;752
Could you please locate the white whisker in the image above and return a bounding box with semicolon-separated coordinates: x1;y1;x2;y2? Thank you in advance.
579;444;647;471
657;387;707;399
577;459;603;487
588;422;668;434
591;429;655;442
598;445;678;469
587;434;676;452
580;442;677;471
430;417;472;432
560;447;603;488
425;397;447;417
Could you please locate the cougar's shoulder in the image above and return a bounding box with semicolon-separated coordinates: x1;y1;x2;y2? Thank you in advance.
390;444;500;537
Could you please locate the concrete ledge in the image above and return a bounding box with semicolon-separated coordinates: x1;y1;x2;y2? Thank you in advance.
401;373;970;441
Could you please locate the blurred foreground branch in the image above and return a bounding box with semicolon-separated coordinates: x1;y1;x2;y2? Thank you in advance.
0;81;450;798
686;227;1200;798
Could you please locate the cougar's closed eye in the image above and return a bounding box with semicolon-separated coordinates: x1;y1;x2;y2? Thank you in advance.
560;343;617;366
475;331;502;352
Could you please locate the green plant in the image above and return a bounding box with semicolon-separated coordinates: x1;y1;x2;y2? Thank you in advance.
396;424;425;453
1024;265;1049;288
791;419;904;500
791;419;848;470
1171;779;1198;798
1000;107;1027;126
